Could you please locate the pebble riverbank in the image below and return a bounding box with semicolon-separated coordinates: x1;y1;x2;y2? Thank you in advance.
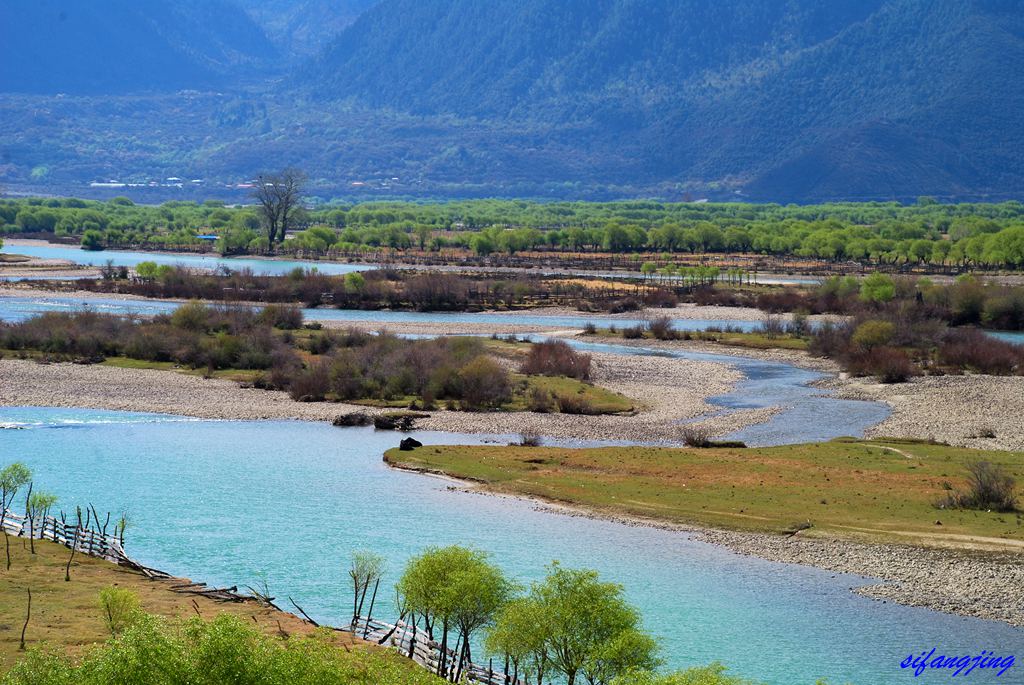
823;374;1024;452
701;528;1024;627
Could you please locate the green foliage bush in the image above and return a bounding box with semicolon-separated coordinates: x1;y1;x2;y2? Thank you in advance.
98;586;141;636
2;613;445;685
850;320;895;350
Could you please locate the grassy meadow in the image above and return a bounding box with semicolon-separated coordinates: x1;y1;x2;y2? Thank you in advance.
385;438;1024;550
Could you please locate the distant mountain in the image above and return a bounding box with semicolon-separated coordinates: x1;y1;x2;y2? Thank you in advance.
303;0;881;117
1;0;1022;202
236;0;378;60
0;0;277;94
298;0;1024;200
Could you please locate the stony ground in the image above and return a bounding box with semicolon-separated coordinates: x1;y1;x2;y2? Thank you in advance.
823;374;1024;452
701;528;1024;627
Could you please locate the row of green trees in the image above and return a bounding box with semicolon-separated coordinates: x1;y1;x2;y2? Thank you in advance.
4;197;1024;268
356;545;736;685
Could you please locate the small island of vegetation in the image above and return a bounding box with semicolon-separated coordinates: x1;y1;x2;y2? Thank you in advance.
0;305;631;415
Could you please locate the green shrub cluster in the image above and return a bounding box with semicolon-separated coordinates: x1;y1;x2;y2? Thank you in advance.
2;613;445;685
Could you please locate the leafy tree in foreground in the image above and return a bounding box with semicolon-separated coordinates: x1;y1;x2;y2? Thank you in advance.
25;489;57;554
612;662;758;685
3;611;445;685
348;550;386;626
398;546;512;678
98;586;141;636
488;562;660;685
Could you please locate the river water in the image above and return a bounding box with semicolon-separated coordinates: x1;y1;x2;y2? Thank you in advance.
1;242;821;285
1;407;1020;685
2;242;371;276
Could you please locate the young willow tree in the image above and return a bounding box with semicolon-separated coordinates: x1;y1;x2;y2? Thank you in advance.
25;489;57;554
398;545;512;680
488;563;659;685
348;549;386;627
1;462;32;570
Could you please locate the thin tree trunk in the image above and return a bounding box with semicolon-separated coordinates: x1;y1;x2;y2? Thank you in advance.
19;588;31;650
25;483;33;554
437;619;448;676
362;578;380;639
355;579;370;626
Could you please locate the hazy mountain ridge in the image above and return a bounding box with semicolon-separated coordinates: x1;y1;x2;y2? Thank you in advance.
1;0;1022;201
235;0;378;60
0;0;277;94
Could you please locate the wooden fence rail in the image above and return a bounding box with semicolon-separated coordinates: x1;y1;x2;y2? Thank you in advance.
352;616;524;685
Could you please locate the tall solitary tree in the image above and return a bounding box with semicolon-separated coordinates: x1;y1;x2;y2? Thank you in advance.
252;169;306;245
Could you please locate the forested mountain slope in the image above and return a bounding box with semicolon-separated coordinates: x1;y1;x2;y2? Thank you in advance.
299;0;1024;200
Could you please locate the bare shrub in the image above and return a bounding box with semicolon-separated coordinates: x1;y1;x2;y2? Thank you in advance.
621;325;645;339
643;288;678;308
520;340;592;380
808;320;852;358
555;393;596;415
582;322;597;335
938;461;1018;512
527;386;555;413
256;304;303;330
648;316;676;340
847;346;918;383
680;424;712;448
288;361;330;401
759;313;786;339
606;297;642;313
517;432;543;447
938;329;1024;375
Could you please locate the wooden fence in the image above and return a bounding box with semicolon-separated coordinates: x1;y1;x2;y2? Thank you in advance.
0;507;170;578
353;616;524;685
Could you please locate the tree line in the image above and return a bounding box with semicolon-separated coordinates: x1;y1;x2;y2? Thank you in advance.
3;196;1024;269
